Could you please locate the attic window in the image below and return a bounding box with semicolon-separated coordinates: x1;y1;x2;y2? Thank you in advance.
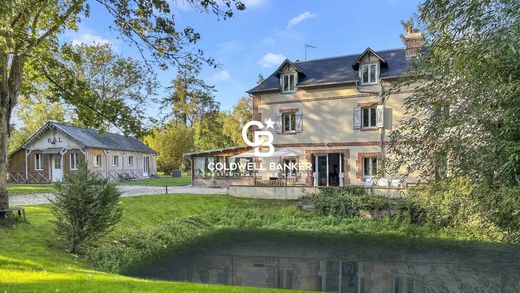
360;63;378;85
281;73;296;93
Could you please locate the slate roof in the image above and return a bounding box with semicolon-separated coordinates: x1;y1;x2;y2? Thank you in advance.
247;48;409;93
23;121;156;154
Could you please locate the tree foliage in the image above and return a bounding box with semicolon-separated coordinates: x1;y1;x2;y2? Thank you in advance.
0;0;245;210
51;167;122;254
221;96;252;145
386;0;520;186
144;123;194;172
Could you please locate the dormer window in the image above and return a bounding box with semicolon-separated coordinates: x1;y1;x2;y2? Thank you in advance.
360;63;378;85
281;73;296;93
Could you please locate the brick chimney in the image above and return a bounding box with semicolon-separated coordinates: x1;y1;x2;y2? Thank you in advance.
401;29;425;59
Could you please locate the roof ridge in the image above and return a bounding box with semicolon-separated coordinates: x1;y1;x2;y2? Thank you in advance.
293;47;405;64
49;121;138;139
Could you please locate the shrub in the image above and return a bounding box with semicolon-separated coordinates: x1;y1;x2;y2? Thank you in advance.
405;178;503;240
51;167;122;254
475;185;520;243
313;187;403;218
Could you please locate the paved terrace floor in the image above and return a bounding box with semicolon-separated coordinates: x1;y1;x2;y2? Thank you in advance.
9;185;227;206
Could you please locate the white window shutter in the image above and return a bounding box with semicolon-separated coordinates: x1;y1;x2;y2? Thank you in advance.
274;115;282;134
296;112;303;133
353;107;361;129
384;107;393;129
376;105;384;128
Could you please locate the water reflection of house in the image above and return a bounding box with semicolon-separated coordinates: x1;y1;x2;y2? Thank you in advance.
177;254;516;292
184;30;427;196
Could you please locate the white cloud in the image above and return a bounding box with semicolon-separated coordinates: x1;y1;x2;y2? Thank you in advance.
287;11;315;27
261;37;276;45
71;33;112;46
243;0;267;8
258;52;286;68
212;70;231;82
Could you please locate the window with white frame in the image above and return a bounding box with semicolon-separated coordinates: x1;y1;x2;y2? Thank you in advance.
70;153;79;170
362;107;377;128
284;159;296;178
393;275;415;293
281;73;296;93
35;153;43;170
94;155;102;167
360;63;378;85
282;112;296;132
112;155;119;166
363;157;378;177
128;156;133;166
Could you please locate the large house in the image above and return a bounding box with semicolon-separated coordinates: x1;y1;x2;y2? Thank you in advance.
185;30;425;190
8;121;157;183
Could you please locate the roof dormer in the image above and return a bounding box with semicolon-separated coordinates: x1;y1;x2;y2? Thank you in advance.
273;59;305;94
352;48;387;86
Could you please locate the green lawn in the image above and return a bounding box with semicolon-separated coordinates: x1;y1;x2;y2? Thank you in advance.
0;195;293;292
7;184;56;195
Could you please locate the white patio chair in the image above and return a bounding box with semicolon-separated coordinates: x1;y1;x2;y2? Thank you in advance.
377;178;389;188
391;179;403;188
364;178;375;188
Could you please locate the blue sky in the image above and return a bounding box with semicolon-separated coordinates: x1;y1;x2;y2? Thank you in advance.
62;0;422;115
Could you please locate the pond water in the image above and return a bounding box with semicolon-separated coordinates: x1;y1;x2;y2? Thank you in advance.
130;232;520;292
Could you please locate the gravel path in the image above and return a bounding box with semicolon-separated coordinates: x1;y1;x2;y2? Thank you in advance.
9;185;228;206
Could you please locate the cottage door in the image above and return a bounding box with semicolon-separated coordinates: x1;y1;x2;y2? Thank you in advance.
52;155;63;182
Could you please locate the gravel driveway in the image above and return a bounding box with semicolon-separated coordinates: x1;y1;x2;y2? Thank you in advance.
9;185;227;206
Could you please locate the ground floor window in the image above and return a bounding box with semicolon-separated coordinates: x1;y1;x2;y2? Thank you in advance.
363;157;378;177
35;153;43;170
128;156;134;166
284;159;296;178
70;153;79;170
112;155;119;166
94;155;102;167
312;153;344;187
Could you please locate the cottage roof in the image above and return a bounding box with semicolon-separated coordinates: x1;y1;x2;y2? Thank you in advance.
21;121;156;154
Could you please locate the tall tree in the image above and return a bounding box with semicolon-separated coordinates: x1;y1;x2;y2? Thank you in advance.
164;67;219;126
193;111;234;150
386;0;520;185
0;0;245;211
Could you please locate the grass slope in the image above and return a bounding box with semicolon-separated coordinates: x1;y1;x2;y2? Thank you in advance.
0;194;502;292
0;195;291;292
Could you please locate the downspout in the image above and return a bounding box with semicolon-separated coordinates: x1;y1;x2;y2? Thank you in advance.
104;149;109;179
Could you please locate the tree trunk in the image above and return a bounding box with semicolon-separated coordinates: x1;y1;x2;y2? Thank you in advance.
0;53;25;212
0;104;10;210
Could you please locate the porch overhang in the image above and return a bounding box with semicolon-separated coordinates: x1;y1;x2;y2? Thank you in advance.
42;147;63;154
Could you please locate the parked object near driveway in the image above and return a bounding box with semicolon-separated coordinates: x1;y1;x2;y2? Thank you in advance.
8;121;157;183
171;169;182;177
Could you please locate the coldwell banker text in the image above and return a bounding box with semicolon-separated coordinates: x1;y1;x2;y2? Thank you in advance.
207;161;312;172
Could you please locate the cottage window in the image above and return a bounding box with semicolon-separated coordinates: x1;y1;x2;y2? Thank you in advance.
70;153;79;170
393;275;415;293
282;112;296;132
128;156;134;166
362;107;377;128
112;155;119;166
281;73;296;93
94;155;102;167
360;63;378;85
35;153;43;170
363;157;378;177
